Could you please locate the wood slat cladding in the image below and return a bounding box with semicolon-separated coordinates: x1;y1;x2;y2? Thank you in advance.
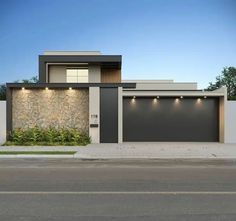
101;68;121;83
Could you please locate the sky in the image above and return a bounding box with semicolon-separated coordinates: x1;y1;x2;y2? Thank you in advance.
0;0;235;88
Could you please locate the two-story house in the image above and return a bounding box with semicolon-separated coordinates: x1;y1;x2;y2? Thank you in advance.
6;51;227;143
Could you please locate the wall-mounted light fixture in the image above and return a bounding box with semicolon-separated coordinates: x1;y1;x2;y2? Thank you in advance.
157;96;160;99
180;96;183;99
21;87;25;90
69;87;72;90
204;96;207;99
45;87;49;90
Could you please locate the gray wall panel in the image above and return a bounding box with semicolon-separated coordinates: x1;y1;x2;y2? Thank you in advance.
100;88;118;143
123;97;219;142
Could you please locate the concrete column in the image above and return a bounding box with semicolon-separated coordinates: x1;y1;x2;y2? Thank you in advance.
89;87;100;143
88;64;101;143
219;97;223;143
118;87;123;143
219;96;226;143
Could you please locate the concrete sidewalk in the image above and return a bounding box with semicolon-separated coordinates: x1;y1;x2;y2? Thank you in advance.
1;142;236;159
75;142;236;159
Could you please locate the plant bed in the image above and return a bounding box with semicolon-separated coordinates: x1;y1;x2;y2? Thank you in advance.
0;151;76;155
4;127;91;146
3;141;86;146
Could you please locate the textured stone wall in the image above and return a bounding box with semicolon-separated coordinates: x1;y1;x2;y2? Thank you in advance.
12;89;89;133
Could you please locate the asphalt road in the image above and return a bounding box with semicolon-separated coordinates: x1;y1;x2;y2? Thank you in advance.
0;159;236;220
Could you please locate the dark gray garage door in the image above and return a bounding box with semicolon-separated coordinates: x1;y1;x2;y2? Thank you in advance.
123;97;219;142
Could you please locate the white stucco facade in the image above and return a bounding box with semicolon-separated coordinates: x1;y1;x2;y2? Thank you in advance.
225;101;236;144
88;65;101;83
0;101;6;144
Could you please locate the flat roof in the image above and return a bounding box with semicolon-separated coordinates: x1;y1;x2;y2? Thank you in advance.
44;51;102;55
39;55;122;69
123;80;174;83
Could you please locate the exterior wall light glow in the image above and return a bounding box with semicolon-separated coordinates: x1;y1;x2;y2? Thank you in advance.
153;97;160;105
22;87;25;90
69;87;72;90
197;98;202;103
131;96;136;103
174;98;180;104
204;96;207;99
180;96;183;99
174;98;181;106
45;87;49;90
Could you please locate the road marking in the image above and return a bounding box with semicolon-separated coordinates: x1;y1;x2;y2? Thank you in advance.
0;191;236;195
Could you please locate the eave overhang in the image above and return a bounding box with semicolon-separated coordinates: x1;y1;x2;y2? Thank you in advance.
6;82;136;89
122;89;226;97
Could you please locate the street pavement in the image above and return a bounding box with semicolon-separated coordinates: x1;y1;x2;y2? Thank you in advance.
0;159;236;220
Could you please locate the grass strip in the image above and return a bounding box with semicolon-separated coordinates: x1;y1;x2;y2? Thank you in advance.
0;151;76;155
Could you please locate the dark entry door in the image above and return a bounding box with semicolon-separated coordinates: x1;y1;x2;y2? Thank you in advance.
123;97;219;142
100;88;118;143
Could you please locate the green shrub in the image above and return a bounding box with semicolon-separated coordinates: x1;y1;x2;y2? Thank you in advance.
6;127;91;146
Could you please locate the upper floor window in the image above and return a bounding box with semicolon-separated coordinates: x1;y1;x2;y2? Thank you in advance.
66;68;89;83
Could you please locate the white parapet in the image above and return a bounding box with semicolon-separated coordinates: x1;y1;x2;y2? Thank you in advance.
123;80;198;90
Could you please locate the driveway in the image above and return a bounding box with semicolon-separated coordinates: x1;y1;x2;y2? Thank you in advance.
75;142;236;159
1;142;236;159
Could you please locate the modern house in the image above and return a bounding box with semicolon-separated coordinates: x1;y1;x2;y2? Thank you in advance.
6;51;227;143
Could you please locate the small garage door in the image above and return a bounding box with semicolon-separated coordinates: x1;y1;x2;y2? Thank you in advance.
123;97;219;142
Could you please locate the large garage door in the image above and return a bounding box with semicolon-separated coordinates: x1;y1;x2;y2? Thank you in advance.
123;97;219;142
